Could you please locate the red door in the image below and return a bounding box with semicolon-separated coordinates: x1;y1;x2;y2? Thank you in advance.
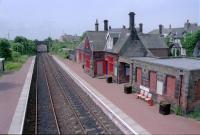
79;52;82;63
196;80;200;100
106;56;114;75
136;68;142;85
150;71;157;92
85;55;90;71
166;76;176;97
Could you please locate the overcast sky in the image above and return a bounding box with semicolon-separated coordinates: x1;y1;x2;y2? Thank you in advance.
0;0;199;40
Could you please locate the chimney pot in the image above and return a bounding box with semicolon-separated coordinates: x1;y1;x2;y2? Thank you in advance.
122;25;126;29
95;19;99;31
104;20;108;31
139;23;143;33
129;12;135;30
129;12;136;39
159;24;163;36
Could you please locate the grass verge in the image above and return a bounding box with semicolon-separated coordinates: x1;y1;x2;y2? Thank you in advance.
5;55;29;71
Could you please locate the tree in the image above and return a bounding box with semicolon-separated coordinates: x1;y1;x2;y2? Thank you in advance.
44;37;53;52
0;39;12;60
14;36;36;55
14;36;29;54
11;42;24;54
182;30;200;56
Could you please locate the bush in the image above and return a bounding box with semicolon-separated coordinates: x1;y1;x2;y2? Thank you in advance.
12;51;21;62
19;55;28;63
174;105;183;115
5;61;21;71
188;107;200;121
182;30;200;56
0;39;12;60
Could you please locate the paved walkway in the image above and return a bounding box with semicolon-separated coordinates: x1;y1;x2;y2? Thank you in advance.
0;57;33;134
59;57;200;134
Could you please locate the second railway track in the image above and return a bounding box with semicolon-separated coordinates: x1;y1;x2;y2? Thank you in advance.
34;53;123;134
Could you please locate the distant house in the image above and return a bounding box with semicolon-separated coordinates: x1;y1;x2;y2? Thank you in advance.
193;40;200;57
169;43;182;57
149;20;200;56
59;34;80;42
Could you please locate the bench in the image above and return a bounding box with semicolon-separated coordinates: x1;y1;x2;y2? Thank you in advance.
136;90;153;106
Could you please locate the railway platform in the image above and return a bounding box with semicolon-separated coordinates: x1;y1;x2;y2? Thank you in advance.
55;56;200;134
0;57;35;134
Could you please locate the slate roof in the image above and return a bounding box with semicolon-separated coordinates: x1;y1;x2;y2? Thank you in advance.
139;34;168;49
149;23;199;38
105;28;153;57
104;29;130;53
131;57;200;70
104;26;169;58
149;27;185;38
86;31;107;51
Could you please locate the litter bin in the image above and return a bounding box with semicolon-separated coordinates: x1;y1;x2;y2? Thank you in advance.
106;76;112;83
124;84;132;94
159;101;171;115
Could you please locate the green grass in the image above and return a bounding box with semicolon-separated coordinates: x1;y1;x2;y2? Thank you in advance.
5;55;29;71
5;61;22;71
188;107;200;121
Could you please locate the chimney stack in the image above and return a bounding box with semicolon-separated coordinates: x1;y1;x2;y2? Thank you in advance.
104;20;108;31
169;24;171;29
129;12;135;30
129;12;136;39
184;19;190;30
159;24;163;36
139;23;143;33
95;19;99;31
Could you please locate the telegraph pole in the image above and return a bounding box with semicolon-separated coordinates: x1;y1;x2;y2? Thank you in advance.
7;33;10;40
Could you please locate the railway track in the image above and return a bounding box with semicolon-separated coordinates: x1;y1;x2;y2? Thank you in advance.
35;53;123;134
35;53;60;134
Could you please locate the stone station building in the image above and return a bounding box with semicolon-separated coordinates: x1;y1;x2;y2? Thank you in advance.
130;57;200;113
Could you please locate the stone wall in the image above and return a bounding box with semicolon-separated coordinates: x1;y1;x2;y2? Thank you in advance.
187;70;200;112
131;59;198;112
149;48;169;57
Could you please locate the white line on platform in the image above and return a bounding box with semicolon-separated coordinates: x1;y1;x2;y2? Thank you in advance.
53;56;151;135
8;57;36;134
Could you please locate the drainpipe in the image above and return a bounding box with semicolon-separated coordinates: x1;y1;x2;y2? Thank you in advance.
117;56;119;83
178;75;183;106
131;62;133;86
